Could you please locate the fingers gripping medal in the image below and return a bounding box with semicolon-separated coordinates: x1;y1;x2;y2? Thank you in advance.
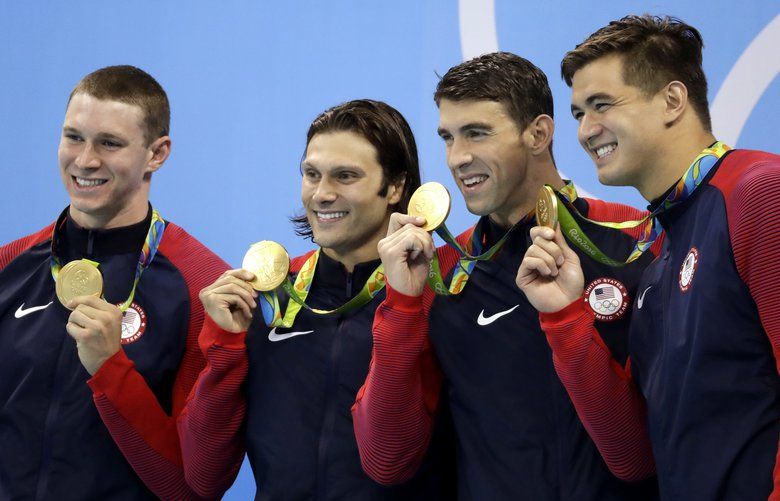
409;181;530;296
407;182;451;231
536;185;559;229
56;259;103;309
242;241;291;291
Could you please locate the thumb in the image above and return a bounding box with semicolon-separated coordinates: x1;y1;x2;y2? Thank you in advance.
553;223;577;259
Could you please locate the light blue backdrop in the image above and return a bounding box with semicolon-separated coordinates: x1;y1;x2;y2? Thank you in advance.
1;2;777;498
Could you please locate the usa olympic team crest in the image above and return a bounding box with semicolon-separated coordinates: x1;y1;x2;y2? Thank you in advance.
119;302;147;344
679;247;700;293
584;278;629;321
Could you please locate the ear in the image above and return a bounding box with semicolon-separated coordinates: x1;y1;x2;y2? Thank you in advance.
662;81;688;126
386;176;406;206
145;136;171;175
521;114;554;155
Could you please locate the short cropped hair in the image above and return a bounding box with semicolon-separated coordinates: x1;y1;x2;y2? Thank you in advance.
434;52;554;144
561;15;711;131
69;65;170;145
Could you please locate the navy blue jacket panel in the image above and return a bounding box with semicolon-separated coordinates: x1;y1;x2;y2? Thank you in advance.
429;196;660;501
0;209;195;500
630;150;780;500
245;251;455;500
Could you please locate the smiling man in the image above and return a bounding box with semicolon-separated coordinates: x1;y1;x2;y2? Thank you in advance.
0;66;228;499
352;52;659;499
177;100;455;499
517;15;780;500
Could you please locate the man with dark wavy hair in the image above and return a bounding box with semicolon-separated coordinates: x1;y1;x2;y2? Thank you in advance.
179;99;455;499
519;15;780;500
0;65;228;499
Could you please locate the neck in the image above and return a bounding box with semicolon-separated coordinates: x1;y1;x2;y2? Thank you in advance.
490;161;565;227
321;240;380;274
68;203;150;230
638;130;717;201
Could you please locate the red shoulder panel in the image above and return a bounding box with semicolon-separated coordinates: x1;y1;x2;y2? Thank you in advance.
0;223;55;271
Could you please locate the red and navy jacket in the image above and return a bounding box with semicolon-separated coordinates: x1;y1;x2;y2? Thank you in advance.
0;206;227;500
539;149;780;500
179;250;456;500
354;195;661;500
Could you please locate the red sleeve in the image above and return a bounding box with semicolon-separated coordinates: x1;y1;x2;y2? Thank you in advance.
177;250;311;498
352;241;463;485
178;316;249;499
713;153;780;498
87;224;228;500
539;299;656;481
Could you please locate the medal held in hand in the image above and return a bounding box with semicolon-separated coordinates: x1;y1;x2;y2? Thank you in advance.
242;240;291;292
407;182;452;231
536;185;558;229
56;259;103;309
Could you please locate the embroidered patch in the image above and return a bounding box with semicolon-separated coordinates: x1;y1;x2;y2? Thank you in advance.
119;302;147;344
584;277;629;321
679;247;699;293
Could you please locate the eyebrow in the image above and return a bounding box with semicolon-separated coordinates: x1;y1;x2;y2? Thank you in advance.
62;126;125;142
571;93;614;113
301;162;364;172
437;122;493;136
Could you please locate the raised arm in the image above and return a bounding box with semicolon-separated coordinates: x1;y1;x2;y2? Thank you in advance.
517;225;656;481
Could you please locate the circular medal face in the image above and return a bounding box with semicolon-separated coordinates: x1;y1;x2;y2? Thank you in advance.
119;302;147;345
56;260;103;309
536;185;558;229
407;182;451;231
584;277;629;322
679;247;699;293
242;241;291;291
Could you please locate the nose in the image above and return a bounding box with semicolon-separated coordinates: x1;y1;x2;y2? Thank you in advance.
578;112;603;149
310;177;338;205
446;137;473;172
75;141;101;169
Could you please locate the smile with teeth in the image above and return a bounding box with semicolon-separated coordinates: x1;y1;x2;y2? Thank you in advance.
74;176;108;187
462;175;488;187
595;143;617;159
316;211;348;221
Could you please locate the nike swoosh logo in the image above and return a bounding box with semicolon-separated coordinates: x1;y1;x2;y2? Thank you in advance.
637;286;652;309
477;305;519;326
268;327;314;342
15;302;54;318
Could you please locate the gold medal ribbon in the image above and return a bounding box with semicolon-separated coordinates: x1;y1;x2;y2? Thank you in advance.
555;141;731;266
257;249;386;328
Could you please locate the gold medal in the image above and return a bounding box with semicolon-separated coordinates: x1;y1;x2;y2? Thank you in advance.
536;185;558;229
242;241;291;291
407;182;451;232
56;259;104;309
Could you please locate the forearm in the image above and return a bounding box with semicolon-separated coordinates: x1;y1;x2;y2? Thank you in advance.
541;299;656;481
352;286;442;485
178;316;248;499
89;350;207;500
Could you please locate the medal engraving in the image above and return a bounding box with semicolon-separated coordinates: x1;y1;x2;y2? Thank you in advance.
407;182;451;231
56;260;104;309
536;185;558;229
242;241;291;291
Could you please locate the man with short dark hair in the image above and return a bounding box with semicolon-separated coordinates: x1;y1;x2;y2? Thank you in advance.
518;15;780;500
178;100;455;499
0;65;228;499
352;52;659;499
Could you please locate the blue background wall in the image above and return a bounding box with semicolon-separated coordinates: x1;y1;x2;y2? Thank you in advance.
1;2;777;497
